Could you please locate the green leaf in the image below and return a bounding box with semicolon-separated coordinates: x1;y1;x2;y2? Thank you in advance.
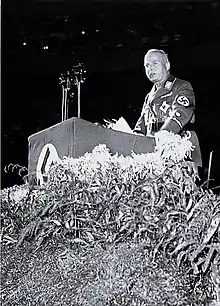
51;219;62;226
186;197;194;213
189;244;207;262
202;246;217;274
85;231;95;242
171;241;194;255
119;221;133;233
177;250;187;268
203;216;220;244
191;261;199;274
72;238;88;245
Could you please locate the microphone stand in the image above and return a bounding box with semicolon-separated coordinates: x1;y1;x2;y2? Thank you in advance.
73;63;86;119
77;79;81;118
59;63;86;122
60;71;71;121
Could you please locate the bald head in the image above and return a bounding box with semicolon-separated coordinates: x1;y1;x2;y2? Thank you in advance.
144;49;169;65
144;49;170;85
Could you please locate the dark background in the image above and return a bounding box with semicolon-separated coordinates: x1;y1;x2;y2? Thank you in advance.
2;0;220;189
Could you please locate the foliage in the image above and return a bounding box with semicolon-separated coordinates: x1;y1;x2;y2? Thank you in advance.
1;132;220;305
1;241;203;306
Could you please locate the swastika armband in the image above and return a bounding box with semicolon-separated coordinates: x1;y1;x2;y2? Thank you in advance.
176;95;190;107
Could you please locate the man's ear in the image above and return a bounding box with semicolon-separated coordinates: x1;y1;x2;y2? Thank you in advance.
166;60;170;71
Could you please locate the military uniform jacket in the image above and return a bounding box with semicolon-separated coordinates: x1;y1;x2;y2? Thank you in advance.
134;74;202;166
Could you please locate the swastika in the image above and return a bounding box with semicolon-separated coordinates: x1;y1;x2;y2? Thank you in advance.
36;143;60;185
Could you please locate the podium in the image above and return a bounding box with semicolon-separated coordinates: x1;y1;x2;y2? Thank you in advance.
28;117;156;184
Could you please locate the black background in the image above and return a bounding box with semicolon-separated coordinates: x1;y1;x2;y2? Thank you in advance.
2;0;220;189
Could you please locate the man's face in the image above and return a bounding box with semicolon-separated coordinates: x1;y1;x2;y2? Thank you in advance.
144;52;169;84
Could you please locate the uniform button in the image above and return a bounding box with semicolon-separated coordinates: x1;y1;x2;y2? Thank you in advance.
176;112;181;117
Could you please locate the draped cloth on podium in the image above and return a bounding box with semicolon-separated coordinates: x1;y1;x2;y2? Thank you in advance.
28;117;156;184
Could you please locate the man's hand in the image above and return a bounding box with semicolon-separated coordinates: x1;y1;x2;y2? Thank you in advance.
132;131;145;136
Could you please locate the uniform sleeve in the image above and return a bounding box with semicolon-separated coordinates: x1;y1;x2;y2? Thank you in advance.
160;81;195;134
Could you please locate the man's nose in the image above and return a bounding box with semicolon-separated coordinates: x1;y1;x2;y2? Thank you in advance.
148;67;154;74
147;65;154;71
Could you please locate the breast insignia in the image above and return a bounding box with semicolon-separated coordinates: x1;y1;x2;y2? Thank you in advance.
160;100;170;113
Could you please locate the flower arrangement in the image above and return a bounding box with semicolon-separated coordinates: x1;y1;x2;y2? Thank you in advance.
1;132;219;306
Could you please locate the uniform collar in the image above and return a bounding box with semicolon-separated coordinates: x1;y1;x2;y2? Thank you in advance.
149;74;176;101
155;73;175;89
164;74;175;89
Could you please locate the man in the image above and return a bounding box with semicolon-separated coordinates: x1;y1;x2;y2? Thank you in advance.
133;49;202;167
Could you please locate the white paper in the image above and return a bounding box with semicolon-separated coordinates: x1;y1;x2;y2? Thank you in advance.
111;117;133;134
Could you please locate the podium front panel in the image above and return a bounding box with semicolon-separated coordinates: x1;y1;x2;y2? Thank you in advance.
28;117;155;183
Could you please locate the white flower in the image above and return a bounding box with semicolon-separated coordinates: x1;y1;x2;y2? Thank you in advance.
154;130;194;163
1;185;29;203
44;132;194;185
